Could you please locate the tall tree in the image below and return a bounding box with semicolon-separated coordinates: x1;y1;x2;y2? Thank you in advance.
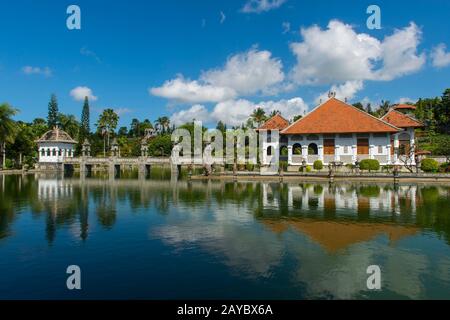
47;94;59;128
216;121;227;133
130;118;141;137
59;113;80;139
250;108;267;128
96;109;119;155
155;117;170;134
437;89;450;134
80;96;90;138
0;103;18;168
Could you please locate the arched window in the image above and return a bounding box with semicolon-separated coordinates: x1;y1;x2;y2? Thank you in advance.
52;149;56;156
267;146;273;156
41;149;45;156
68;150;72;157
46;149;50;156
293;143;302;155
280;145;288;156
308;143;318;155
58;149;62;156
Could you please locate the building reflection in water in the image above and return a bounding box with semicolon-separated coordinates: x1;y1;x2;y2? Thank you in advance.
1;174;450;299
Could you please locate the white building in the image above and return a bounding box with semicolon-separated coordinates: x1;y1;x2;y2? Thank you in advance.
258;97;423;168
36;126;77;168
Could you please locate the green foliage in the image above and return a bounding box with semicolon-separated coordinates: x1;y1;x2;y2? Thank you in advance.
279;160;288;171
148;135;173;156
313;160;323;170
439;162;450;173
246;162;255;172
305;165;312;173
250;108;267;128
421;158;439;173
359;186;381;197
359;159;380;171
80;97;90;140
47;94;59;128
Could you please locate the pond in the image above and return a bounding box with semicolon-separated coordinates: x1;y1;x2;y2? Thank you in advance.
0;173;450;299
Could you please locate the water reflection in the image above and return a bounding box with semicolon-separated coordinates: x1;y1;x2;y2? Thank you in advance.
1;174;450;299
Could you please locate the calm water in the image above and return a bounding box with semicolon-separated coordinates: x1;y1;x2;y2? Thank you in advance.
1;173;450;300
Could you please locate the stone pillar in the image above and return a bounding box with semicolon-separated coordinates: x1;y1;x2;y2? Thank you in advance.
287;145;293;165
302;145;308;162
393;134;399;164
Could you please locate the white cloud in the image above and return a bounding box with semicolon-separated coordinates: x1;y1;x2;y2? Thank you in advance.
431;43;450;68
22;66;52;77
397;97;416;104
70;86;98;102
242;0;286;13
113;108;133;116
170;104;211;126
201;48;285;96
150;76;236;103
220;11;226;24
290;20;425;84
211;97;308;126
375;23;426;80
151;48;285;103
316;80;364;104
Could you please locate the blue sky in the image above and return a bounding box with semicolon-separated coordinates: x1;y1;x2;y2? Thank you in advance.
0;0;449;128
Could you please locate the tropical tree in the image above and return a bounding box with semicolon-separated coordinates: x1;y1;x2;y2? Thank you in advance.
250;108;267;128
269;110;280;118
96;109;119;155
80;96;90;140
47;94;59;128
59;113;80;139
375;100;392;117
0;103;18;168
129;118;141;137
155;116;170;134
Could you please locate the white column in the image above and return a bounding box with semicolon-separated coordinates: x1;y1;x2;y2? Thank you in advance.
302;145;308;163
287;145;293;165
410;128;416;165
352;134;357;162
369;134;374;159
393;134;399;164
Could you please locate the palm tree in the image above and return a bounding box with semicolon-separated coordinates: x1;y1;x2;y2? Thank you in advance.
59;113;80;139
0;103;18;168
250;108;267;128
155;116;170;134
96;109;119;155
376;100;392;117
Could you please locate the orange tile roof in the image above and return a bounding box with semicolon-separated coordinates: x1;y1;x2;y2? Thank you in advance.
281;98;400;134
382;109;423;128
258;113;290;131
393;104;416;110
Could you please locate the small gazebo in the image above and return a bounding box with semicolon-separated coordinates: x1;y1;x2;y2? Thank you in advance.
36;126;77;165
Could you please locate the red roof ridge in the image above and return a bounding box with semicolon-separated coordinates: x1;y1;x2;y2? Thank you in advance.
381;109;423;128
281;97;401;134
258;113;290;131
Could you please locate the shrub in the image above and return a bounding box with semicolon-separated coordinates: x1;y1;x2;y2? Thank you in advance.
359;159;380;171
279;160;288;172
246;162;254;172
305;166;312;173
439;162;450;173
313;160;323;170
421;158;439;173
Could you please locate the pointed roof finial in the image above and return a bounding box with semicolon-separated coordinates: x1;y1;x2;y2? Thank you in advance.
328;91;336;99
